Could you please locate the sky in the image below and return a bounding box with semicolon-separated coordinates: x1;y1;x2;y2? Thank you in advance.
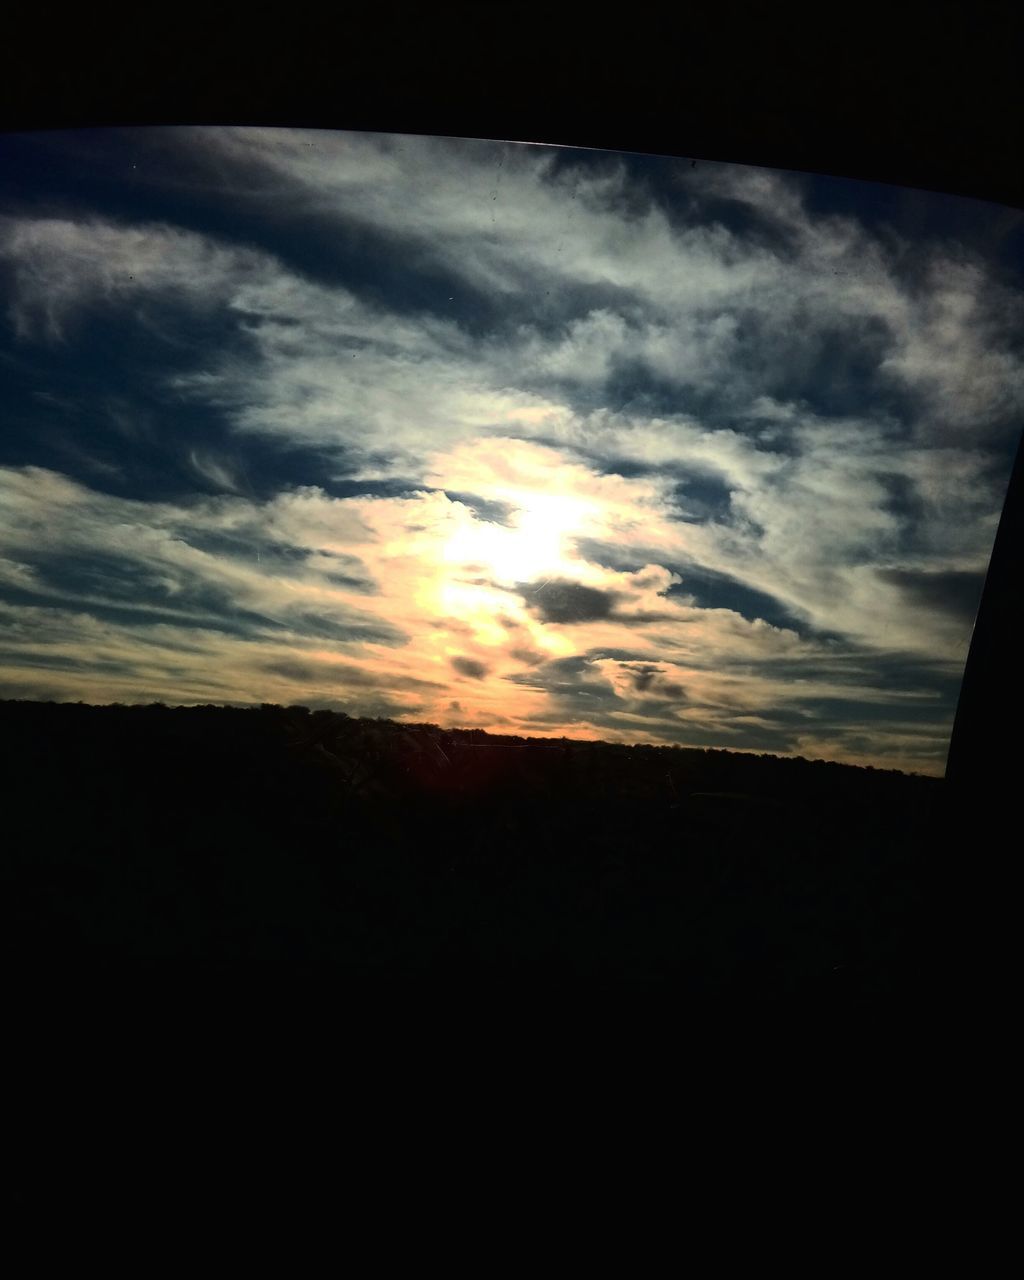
2;127;1022;775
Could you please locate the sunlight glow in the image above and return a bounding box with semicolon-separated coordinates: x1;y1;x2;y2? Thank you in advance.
442;491;593;587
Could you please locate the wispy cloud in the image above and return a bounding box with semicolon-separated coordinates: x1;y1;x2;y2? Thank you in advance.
1;127;1021;774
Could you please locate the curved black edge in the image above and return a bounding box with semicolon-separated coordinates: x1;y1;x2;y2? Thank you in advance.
2;11;1022;211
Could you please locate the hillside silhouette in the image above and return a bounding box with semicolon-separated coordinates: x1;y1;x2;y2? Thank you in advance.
1;699;941;991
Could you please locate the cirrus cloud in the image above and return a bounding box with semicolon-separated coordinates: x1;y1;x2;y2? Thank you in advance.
1;126;1021;774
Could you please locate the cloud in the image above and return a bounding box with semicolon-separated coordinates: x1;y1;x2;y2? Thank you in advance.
2;127;1021;773
0;215;266;340
628;664;686;697
519;579;619;625
876;568;986;622
451;656;489;680
188;450;242;494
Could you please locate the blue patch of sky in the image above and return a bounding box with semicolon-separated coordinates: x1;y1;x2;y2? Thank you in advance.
573;460;736;523
325;477;429;501
511;280;650;342
0;301;359;503
736;652;964;701
600;356;703;417
668;473;734;522
443;492;518;525
0;648;144;678
723;309;917;423
788;694;952;728
0;130;506;338
528;315;919;429
0;581;276;640
792;167;1024;292
2;130;931;453
573;529;816;636
542;147;804;264
877;568;986;624
616;150;807;258
0;539;402;645
665;568;811;634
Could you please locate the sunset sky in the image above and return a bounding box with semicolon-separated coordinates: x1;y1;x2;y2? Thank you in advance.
2;127;1022;774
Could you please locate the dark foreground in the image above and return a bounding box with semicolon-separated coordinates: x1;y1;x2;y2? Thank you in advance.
2;699;944;994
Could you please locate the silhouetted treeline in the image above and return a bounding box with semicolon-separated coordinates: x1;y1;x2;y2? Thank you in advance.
1;699;942;991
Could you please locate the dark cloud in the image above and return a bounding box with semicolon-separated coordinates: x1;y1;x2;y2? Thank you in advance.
184;532;305;562
629;664;684;696
506;654;595;691
433;618;474;636
0;310;356;506
245;211;504;336
675;193;802;260
666;569;810;633
668;473;735;523
731;650;965;705
31;551;183;608
616;609;684;626
180;535;378;592
585;647;657;663
282;609;408;647
260;659;321;683
792;316;903;419
503;642;945;760
325;477;431;502
508;647;545;666
260;658;441;693
586;456;664;481
632;667;656;692
505;656;622;721
721;310;915;421
0;564;278;642
444;491;518;526
877;568;986;623
601;357;699;417
577;150;804;256
571;538;658;572
322;569;377;592
309;693;412;721
33;546;400;644
0;545;403;649
0;130;509;338
514;280;648;343
790;694;951;728
511;569;685;630
0;648;134;679
875;473;930;555
451;655;489;679
795;167;1024;281
518;579;619;624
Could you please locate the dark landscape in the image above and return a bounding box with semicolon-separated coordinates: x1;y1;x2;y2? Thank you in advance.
2;698;941;993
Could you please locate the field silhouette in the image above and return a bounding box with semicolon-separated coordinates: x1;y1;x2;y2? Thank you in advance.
2;699;940;991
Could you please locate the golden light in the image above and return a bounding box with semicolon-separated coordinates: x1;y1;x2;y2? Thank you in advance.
441;490;594;587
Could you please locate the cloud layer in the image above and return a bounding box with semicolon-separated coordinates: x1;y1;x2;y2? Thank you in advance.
1;127;1021;773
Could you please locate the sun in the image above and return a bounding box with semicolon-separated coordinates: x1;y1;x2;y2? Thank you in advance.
442;490;593;586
